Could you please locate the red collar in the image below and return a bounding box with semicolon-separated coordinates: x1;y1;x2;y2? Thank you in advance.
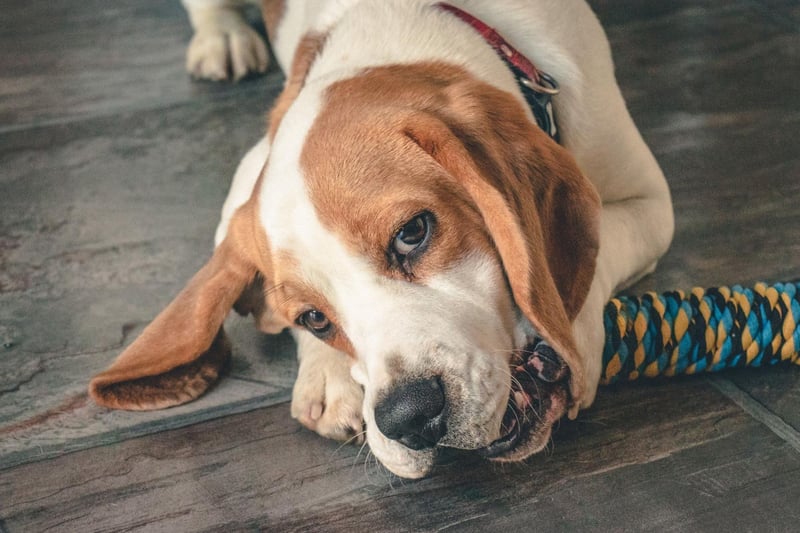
436;3;561;141
436;2;559;96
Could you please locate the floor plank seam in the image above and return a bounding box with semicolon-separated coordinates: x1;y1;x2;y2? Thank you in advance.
707;375;800;454
229;374;294;388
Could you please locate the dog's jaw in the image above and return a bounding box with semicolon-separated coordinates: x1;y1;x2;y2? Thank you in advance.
478;350;570;462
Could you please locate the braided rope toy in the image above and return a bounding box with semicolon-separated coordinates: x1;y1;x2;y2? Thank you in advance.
601;282;800;384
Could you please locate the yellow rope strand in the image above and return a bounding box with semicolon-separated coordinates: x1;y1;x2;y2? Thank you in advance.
601;283;800;384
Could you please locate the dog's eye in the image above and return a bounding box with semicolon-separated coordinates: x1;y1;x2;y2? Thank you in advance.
298;309;332;337
392;212;434;265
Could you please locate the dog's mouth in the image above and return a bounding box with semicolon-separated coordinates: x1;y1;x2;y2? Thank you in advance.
477;339;570;460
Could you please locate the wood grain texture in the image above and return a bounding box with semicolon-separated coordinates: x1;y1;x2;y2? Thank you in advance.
0;0;269;131
0;49;294;469
1;0;799;530
3;381;799;532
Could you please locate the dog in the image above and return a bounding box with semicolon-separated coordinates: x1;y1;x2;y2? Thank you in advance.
90;0;674;479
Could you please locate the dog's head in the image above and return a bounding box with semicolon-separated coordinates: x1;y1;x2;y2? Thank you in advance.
90;59;599;478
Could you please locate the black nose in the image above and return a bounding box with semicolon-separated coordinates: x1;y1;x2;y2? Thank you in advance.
374;376;447;450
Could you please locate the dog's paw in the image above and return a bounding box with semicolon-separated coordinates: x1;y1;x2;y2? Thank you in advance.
291;341;365;444
186;12;268;81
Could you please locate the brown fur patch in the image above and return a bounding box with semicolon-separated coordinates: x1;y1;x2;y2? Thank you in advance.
89;28;330;411
300;66;496;283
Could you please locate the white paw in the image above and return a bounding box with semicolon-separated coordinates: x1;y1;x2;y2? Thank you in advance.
291;339;365;443
186;14;268;81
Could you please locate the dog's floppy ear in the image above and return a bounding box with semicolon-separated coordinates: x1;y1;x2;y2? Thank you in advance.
404;84;600;407
89;209;262;410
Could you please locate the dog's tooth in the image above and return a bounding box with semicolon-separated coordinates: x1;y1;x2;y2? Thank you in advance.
513;390;524;405
514;390;530;409
526;357;545;374
503;416;517;433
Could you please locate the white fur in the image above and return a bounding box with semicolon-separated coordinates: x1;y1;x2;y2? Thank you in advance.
214;0;674;477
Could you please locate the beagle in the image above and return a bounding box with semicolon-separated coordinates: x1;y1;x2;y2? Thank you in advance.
90;0;674;479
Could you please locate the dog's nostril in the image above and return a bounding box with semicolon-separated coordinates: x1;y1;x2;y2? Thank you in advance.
374;376;447;450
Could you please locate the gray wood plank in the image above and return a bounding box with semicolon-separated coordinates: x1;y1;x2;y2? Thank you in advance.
0;90;298;470
1;0;800;531
2;379;796;532
592;0;800;291
602;0;800;443
603;0;798;117
628;108;800;292
0;0;273;131
750;0;800;26
724;367;800;435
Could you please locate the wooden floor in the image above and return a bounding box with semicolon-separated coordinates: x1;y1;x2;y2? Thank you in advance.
2;0;799;531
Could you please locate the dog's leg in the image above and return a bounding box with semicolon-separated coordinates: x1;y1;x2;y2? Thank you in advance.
291;330;365;443
182;0;268;81
571;196;672;412
571;141;675;414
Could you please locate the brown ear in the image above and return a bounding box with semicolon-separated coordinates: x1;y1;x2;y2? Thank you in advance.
404;85;600;405
89;218;260;410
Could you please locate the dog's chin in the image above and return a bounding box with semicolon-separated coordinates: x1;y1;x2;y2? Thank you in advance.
477;344;570;462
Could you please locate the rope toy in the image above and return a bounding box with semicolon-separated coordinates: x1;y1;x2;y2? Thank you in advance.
601;282;800;384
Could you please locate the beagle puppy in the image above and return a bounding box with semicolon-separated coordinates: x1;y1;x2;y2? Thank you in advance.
90;0;674;479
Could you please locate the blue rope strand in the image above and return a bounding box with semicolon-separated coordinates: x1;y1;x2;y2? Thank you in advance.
601;282;800;384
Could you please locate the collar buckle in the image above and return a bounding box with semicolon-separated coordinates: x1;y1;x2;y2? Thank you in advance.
437;2;561;143
520;71;560;96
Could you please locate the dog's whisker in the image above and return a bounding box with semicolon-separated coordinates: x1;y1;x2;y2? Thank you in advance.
350;433;371;475
354;434;370;461
334;429;366;456
545;432;556;457
362;448;374;481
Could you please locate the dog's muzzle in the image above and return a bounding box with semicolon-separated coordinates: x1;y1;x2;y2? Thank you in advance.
372;341;569;461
